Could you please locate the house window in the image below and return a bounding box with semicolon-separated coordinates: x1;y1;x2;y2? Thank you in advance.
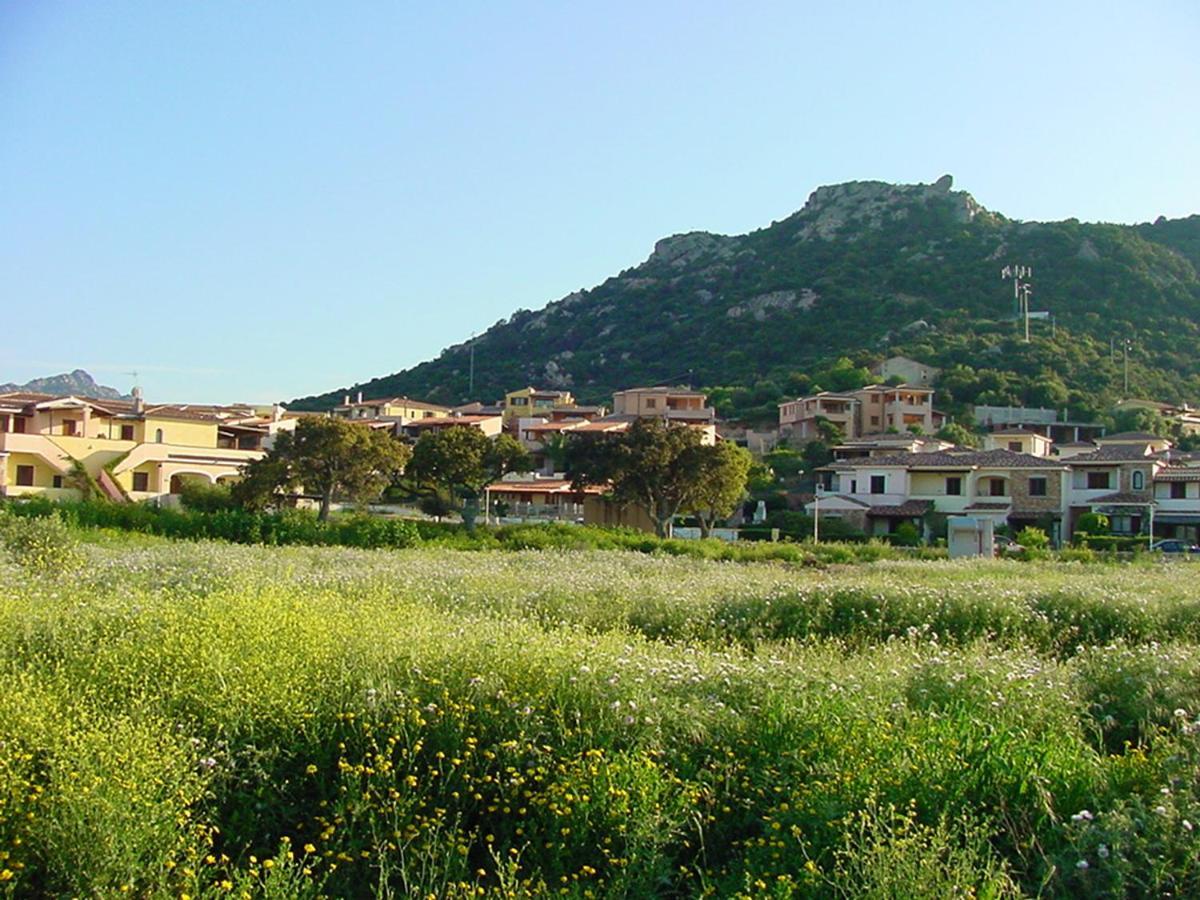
155;428;164;443
1171;482;1187;499
120;424;135;441
870;416;879;426
1132;470;1145;491
1008;441;1022;452
52;475;63;488
132;472;150;492
63;419;78;436
989;478;1006;497
870;475;886;494
0;416;7;433
645;398;656;409
14;417;26;434
16;465;34;486
1087;472;1111;490
850;479;858;494
945;477;962;496
1029;476;1048;497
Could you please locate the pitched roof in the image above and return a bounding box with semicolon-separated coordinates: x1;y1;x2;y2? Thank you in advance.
1154;467;1200;482
866;500;932;517
1087;491;1154;505
1067;444;1160;463
841;448;1065;470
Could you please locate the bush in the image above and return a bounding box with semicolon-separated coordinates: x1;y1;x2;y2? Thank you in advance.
1017;526;1050;550
891;522;923;547
177;480;235;513
1074;512;1110;540
1;512;84;572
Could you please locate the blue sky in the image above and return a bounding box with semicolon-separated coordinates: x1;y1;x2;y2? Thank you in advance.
2;1;1197;403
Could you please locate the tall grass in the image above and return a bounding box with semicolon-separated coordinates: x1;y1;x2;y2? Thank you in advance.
0;536;1198;896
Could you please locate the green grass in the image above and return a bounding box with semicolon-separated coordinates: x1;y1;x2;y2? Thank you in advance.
0;529;1198;896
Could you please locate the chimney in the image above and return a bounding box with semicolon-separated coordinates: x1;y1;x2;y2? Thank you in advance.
272;404;283;422
132;386;144;416
343;394;350;406
357;391;363;403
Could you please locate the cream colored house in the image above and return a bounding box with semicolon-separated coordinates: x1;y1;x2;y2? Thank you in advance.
332;393;449;422
0;390;287;503
982;428;1054;458
502;387;576;429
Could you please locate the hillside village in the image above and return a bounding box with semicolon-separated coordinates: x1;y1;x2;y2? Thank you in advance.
4;356;1200;549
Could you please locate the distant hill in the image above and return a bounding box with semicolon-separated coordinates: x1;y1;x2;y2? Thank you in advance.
0;369;128;400
290;176;1200;424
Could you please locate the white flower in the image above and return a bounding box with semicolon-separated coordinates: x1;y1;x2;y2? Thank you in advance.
1076;860;1089;870
1071;810;1094;823
1174;708;1187;718
1156;806;1168;816
1184;820;1194;832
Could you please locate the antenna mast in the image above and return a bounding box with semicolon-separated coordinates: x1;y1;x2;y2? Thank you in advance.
1001;265;1033;342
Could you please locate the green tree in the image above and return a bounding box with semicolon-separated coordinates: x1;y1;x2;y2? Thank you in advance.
233;418;411;521
683;442;753;538
408;427;531;526
936;422;980;448
565;418;707;538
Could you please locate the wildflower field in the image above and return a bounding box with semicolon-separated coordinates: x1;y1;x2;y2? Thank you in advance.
1;524;1199;896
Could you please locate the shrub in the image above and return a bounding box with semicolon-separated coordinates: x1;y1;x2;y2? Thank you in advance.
891;521;923;547
178;480;235;513
1017;526;1050;550
1;512;84;572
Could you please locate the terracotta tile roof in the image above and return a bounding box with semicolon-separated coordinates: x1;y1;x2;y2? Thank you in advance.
485;480;603;495
1155;468;1200;481
964;502;1012;511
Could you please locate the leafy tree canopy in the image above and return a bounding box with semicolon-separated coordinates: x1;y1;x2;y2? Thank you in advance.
233;417;411;520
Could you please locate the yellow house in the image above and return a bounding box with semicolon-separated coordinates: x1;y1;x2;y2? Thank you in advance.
502;387;576;428
0;390;284;503
332;393;450;422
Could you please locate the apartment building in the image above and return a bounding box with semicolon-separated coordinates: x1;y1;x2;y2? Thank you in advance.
780;384;938;442
0;390;290;503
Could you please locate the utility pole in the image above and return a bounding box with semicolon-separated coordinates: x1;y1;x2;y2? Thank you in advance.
467;335;476;400
1001;265;1032;342
1122;338;1134;396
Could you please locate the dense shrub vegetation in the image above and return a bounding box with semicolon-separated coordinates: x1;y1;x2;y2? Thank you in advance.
1;534;1199;896
1;498;944;565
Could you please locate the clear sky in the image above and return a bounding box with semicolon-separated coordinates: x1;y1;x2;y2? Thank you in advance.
2;1;1197;403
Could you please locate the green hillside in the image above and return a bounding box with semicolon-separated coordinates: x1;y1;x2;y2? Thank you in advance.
291;177;1200;423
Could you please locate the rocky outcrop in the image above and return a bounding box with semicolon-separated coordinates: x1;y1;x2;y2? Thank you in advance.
794;175;989;241
0;369;127;399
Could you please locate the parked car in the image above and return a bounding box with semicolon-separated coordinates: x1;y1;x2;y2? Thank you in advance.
1150;539;1200;554
993;535;1024;556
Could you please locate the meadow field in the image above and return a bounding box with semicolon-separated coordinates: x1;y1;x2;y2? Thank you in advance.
1;519;1199;897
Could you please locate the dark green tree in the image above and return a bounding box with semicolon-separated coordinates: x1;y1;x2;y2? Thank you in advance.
408;426;531;526
233;418;411;520
565;418;709;538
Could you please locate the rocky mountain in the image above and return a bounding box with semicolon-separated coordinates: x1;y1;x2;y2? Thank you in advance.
290;176;1200;423
0;369;128;400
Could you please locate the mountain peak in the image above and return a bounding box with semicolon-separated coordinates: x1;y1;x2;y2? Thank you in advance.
0;369;128;400
794;175;988;241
